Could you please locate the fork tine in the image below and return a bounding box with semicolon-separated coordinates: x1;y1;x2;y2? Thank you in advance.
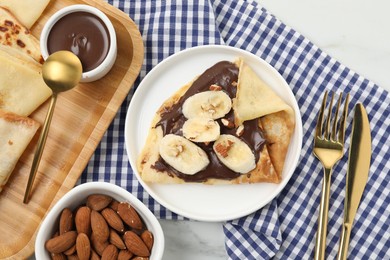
338;93;350;143
316;91;328;137
324;92;334;138
331;93;343;140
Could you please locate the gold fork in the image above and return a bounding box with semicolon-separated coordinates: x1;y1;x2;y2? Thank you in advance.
313;91;349;260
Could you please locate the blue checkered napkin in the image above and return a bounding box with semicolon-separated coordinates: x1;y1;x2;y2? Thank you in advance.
79;0;390;259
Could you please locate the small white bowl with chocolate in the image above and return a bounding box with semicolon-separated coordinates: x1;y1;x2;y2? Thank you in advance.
40;4;117;82
35;182;164;259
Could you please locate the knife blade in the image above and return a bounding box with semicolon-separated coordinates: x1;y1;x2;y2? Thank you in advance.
336;103;371;260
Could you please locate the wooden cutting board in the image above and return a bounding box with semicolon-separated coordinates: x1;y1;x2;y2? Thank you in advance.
0;0;144;258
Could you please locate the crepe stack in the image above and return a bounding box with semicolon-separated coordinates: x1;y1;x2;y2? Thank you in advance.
137;58;295;184
0;0;50;29
0;3;51;192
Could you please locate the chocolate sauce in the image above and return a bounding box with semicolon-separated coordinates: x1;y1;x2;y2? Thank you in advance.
47;11;110;72
153;61;266;182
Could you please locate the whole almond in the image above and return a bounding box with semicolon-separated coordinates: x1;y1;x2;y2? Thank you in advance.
109;229;126;250
76;233;91;260
63;244;76;256
50;252;66;260
45;231;77;254
91;210;109;242
118;249;133;260
141;230;154;251
123;231;150;257
66;255;79;260
101;244;118;260
117;202;143;230
59;208;73;235
102;208;125;232
109;200;120;212
87;194;112;211
75;206;91;235
90;249;100;260
91;232;109;256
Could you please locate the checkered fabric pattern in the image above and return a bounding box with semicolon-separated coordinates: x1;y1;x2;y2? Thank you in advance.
79;0;390;259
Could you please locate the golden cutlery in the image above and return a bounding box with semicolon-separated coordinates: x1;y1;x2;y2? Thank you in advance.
313;91;349;260
23;51;82;204
336;103;371;260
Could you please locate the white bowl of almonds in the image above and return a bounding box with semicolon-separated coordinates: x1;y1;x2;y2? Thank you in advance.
35;182;164;260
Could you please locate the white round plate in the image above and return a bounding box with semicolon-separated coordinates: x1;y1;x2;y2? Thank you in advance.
125;45;302;222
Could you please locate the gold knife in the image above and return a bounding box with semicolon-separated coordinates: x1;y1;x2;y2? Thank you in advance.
336;103;371;260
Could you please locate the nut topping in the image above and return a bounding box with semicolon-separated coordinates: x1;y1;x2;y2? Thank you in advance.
209;84;222;91
236;125;244;137
214;140;234;158
221;118;234;129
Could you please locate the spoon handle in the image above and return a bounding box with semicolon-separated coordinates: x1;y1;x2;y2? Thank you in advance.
24;93;58;203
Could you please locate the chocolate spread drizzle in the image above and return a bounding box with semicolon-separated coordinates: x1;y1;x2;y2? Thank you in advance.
152;61;266;182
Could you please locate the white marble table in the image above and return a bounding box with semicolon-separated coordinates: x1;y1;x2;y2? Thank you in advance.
160;1;390;259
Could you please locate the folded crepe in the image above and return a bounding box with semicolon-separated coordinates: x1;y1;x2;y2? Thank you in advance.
0;109;39;192
233;59;295;175
0;0;50;29
0;7;43;63
0;48;52;116
137;58;295;184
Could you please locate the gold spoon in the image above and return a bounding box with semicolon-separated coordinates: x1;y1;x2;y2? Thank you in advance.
23;51;82;204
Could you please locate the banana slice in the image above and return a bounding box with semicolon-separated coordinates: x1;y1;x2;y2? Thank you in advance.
182;117;220;142
159;134;209;175
213;134;256;174
182;91;232;119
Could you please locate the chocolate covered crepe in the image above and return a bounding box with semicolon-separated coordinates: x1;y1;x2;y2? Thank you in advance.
137;58;295;184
